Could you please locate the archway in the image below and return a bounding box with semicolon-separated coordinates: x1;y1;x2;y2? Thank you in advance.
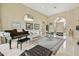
54;17;67;38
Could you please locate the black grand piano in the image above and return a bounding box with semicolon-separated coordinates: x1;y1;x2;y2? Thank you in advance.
5;29;30;49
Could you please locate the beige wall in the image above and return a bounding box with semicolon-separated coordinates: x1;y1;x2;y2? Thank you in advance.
1;3;79;38
0;3;48;35
0;4;1;31
0;4;48;44
56;23;64;32
48;7;79;37
0;4;1;44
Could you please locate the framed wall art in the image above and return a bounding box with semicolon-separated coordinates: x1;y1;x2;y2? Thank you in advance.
34;24;40;30
10;21;21;29
26;23;33;30
76;25;79;31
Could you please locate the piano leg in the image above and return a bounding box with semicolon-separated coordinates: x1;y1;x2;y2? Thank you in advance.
9;40;12;49
17;41;18;48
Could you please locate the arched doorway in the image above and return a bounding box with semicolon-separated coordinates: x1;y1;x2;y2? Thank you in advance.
54;17;67;39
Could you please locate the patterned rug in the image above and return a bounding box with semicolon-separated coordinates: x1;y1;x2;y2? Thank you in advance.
20;45;52;56
0;52;4;56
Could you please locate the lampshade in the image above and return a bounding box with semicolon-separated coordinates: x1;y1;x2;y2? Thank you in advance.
24;14;34;22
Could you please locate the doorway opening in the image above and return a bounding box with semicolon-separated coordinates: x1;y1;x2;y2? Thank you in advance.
54;17;67;39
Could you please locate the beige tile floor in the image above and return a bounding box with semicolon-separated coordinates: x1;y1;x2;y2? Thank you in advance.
0;37;79;56
0;40;36;56
56;37;79;56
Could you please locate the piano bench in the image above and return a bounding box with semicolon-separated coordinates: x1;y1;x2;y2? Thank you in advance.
17;38;30;50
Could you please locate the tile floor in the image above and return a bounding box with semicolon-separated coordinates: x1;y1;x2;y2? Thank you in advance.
0;40;36;56
56;37;79;56
0;37;79;56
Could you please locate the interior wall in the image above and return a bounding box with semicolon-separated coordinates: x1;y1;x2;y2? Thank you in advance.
1;3;79;38
56;23;64;32
48;7;79;38
0;4;1;44
1;3;48;36
0;4;1;31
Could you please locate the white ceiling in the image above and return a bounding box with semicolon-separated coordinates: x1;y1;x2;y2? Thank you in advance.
23;3;79;16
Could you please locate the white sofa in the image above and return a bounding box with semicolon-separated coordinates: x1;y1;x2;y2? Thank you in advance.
28;30;41;41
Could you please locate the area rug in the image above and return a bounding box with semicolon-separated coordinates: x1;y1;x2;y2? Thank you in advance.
0;52;4;56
